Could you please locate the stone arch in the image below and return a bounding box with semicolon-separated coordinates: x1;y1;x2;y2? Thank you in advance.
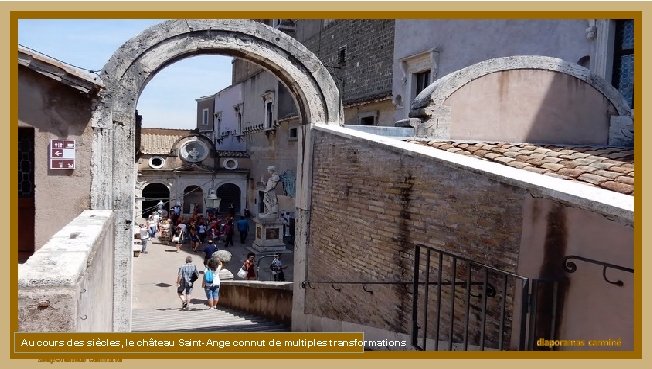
141;182;170;218
215;183;241;214
410;55;632;141
90;19;342;331
102;19;342;127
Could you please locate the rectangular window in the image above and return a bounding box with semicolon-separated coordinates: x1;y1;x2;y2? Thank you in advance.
265;101;273;129
202;108;209;125
414;70;431;97
289;127;298;141
214;112;223;136
338;47;347;66
612;19;634;108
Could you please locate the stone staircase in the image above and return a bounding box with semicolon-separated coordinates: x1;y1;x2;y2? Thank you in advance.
131;305;289;332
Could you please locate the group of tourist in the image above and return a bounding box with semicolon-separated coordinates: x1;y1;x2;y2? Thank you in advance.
175;252;259;311
134;201;286;311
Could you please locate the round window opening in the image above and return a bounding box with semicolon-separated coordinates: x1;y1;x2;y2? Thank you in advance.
149;157;165;169
223;158;238;170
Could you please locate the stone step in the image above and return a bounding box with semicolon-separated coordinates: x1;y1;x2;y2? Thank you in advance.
131;306;289;332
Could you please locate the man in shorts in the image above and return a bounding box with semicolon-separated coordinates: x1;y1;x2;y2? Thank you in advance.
176;256;198;310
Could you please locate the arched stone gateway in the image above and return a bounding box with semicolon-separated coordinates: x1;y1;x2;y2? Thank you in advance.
409;55;633;144
88;20;342;331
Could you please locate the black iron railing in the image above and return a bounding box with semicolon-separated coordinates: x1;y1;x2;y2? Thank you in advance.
562;255;634;287
410;244;535;351
301;244;574;351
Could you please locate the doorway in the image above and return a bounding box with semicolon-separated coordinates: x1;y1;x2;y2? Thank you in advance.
18;128;35;262
215;183;241;214
141;183;170;218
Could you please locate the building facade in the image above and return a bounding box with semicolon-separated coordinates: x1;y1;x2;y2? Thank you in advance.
17;45;102;261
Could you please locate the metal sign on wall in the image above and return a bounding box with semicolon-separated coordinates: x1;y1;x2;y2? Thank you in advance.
49;139;75;170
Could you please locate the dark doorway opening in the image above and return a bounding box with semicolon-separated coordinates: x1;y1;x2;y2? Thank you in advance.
183;186;203;214
216;183;241;214
142;183;169;218
18;128;35;263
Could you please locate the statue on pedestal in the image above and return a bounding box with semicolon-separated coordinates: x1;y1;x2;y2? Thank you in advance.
261;166;280;218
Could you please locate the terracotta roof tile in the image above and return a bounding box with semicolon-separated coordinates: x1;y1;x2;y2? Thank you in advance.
410;141;634;195
140;128;191;155
217;151;250;158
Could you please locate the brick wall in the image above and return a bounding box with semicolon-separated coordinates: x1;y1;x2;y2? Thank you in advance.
306;130;527;348
300;20;394;105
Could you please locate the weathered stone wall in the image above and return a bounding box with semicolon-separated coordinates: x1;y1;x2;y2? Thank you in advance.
301;20;394;105
219;281;293;324
18;210;115;332
299;126;633;350
306;129;526;347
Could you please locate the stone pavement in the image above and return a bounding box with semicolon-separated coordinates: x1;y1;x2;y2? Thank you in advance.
132;218;295;311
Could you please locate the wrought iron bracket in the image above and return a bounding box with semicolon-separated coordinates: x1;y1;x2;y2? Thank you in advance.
300;281;315;289
562;255;634;287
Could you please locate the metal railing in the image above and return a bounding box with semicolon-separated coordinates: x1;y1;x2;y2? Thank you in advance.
410;244;534;351
301;244;560;351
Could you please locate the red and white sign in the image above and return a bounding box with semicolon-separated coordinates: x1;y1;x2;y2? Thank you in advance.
50;139;76;170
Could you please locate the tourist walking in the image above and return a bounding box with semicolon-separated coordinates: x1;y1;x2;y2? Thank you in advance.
189;227;201;252
243;252;256;280
176;256;198;310
236;216;249;244
270;254;287;281
224;218;234;247
202;258;223;309
139;223;150;254
202;239;218;268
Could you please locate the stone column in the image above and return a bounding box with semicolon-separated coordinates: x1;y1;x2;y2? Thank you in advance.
111;110;136;332
291;123;314;332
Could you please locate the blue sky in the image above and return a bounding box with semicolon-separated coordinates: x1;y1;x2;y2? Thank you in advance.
18;19;233;129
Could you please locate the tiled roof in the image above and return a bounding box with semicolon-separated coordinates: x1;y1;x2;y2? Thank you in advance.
217;151;250;158
18;45;103;93
411;141;634;195
141;128;191;155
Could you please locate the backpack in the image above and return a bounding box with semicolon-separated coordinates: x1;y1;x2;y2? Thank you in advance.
205;269;214;284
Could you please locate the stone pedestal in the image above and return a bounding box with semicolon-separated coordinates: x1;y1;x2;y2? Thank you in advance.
218;269;234;280
252;216;286;253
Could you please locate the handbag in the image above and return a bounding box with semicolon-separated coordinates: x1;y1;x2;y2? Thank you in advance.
189;269;199;283
237;267;247;279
